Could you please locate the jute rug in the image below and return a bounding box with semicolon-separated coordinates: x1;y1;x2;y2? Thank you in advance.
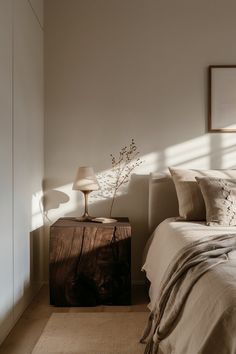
32;312;148;354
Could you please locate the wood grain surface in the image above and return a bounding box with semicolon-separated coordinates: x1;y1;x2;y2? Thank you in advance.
49;218;131;306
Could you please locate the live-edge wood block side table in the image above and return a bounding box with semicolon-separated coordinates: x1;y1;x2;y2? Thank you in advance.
49;217;131;306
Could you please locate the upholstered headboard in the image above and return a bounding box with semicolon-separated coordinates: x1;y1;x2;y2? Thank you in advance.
148;172;179;233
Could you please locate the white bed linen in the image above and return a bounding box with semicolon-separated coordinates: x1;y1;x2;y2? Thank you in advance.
143;218;236;354
143;217;236;310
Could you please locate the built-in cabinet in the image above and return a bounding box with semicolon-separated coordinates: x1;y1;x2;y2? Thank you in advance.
0;0;44;344
0;0;14;343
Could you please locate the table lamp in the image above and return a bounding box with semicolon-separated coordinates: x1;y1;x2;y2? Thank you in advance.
72;166;99;221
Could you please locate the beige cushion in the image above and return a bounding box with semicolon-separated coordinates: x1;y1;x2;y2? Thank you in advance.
196;177;236;226
169;167;236;220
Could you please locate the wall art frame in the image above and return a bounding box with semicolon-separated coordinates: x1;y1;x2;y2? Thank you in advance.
208;65;236;132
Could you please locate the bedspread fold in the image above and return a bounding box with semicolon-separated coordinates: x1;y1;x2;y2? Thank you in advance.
141;233;236;354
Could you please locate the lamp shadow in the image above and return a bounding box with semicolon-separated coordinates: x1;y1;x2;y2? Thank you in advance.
43;189;70;211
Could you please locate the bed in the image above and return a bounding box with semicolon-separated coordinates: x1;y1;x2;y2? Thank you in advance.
142;172;236;354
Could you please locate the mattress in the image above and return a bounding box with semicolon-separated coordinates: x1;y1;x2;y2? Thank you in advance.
142;218;236;354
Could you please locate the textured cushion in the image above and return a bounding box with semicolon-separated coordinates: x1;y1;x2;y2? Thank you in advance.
169;167;236;220
196;177;236;226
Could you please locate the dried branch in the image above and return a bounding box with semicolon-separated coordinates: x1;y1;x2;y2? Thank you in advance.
98;139;143;217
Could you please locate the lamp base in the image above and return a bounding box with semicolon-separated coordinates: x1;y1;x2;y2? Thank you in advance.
74;190;95;222
75;214;93;222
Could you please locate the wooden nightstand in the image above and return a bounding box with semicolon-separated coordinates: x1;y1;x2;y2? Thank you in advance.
49;217;131;306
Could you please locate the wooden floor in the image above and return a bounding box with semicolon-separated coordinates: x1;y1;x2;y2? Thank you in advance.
0;285;149;354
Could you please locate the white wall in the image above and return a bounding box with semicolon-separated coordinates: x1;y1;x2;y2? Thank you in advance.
0;0;14;342
44;0;236;283
0;0;44;344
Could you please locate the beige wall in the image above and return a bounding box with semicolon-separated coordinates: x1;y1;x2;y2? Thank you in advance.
0;0;44;344
44;0;236;283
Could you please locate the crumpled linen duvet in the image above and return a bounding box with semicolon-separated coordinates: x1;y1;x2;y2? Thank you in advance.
142;219;236;354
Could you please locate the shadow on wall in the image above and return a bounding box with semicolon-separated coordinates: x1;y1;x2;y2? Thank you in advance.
42;133;236;282
30;227;45;287
14;227;45;317
43;189;70;223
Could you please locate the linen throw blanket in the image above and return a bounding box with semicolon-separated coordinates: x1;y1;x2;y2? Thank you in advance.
141;233;236;354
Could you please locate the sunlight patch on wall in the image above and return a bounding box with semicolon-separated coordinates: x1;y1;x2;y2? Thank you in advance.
221;134;236;168
164;135;211;169
44;133;236;221
31;191;44;229
133;152;159;174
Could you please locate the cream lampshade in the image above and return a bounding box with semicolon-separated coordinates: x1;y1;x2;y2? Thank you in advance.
72;166;99;221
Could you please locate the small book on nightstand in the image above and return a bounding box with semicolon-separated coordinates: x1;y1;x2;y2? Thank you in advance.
92;217;117;223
